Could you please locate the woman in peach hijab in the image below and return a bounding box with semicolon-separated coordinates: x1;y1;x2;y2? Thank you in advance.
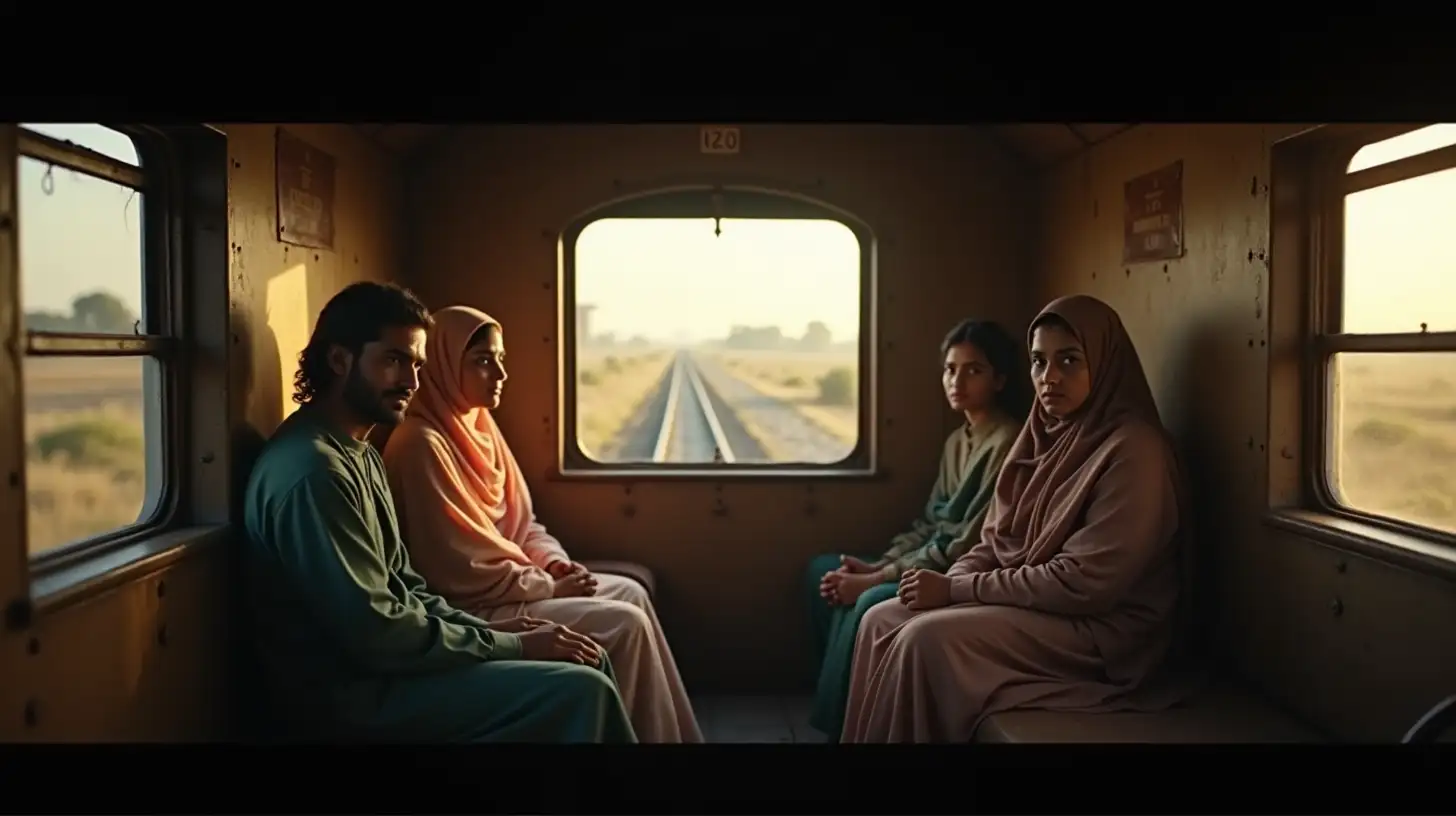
381;305;702;743
840;294;1193;743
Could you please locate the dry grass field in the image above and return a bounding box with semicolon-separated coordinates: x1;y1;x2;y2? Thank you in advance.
1331;352;1456;536
703;349;860;446
575;347;674;460
23;356;150;556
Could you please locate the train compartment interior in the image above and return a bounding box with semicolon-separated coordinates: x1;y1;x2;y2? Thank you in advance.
1;121;1454;744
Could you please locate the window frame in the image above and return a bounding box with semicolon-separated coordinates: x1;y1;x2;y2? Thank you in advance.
1305;123;1456;546
15;124;186;571
555;186;879;480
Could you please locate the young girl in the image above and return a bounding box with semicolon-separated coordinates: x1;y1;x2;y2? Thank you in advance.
803;318;1029;740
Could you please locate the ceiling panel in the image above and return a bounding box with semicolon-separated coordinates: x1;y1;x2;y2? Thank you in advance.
351;123;1136;170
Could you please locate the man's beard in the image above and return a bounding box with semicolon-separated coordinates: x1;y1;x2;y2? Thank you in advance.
342;365;410;426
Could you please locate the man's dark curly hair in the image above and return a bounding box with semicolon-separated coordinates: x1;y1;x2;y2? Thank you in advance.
292;281;433;405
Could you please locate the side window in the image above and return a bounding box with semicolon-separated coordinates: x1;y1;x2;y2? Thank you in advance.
18;124;172;561
559;190;873;475
1323;124;1456;537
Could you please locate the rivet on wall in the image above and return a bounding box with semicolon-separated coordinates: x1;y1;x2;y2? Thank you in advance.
1335;560;1348;574
1329;597;1345;618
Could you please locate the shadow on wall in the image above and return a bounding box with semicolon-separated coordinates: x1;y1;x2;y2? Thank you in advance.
227;301;284;740
1167;311;1256;667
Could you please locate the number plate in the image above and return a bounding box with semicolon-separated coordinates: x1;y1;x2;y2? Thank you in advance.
700;126;741;155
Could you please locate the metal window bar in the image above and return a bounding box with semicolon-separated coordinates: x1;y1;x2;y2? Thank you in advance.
17;126;170;358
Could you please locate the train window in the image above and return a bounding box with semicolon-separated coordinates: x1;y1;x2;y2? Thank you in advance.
560;191;873;476
17;124;173;561
1321;124;1456;538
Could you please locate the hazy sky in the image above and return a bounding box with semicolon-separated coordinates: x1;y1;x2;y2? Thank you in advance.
1343;123;1456;334
575;217;862;343
14;122;1455;339
19;123;144;317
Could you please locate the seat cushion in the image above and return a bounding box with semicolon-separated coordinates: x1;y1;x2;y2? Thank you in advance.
975;678;1325;743
580;560;657;599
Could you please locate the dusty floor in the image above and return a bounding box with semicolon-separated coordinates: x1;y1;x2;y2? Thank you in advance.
691;695;827;743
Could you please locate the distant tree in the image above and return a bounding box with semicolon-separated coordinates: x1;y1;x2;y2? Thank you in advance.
71;291;139;333
24;309;75;331
800;321;832;352
725;325;786;350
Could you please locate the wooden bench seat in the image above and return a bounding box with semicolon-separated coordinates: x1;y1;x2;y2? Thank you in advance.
974;677;1324;743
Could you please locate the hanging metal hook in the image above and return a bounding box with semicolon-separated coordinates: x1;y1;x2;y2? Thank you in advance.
710;189;724;237
40;165;55;196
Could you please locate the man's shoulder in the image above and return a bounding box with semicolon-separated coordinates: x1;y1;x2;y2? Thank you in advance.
250;415;361;498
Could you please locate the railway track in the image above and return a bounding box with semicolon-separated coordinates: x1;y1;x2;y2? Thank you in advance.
653;351;740;464
599;350;853;465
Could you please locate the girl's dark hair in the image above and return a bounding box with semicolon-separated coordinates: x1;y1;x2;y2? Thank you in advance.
293;282;433;405
940;318;1032;419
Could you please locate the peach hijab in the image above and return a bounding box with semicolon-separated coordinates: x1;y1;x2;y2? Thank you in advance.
381;306;564;607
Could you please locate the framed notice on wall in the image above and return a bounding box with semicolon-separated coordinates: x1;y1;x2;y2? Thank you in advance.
276;128;336;250
1123;160;1184;264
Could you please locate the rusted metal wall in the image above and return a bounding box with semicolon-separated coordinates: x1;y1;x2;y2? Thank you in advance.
1033;123;1456;741
0;124;406;740
403;125;1034;691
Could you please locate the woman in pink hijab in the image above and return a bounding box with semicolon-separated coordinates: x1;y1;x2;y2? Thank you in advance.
381;305;702;743
840;294;1194;742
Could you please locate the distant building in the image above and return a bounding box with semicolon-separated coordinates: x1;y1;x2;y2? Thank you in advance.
576;304;596;345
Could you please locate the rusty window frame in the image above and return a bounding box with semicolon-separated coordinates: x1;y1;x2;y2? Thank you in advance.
1305;123;1456;546
16;125;186;571
554;186;879;481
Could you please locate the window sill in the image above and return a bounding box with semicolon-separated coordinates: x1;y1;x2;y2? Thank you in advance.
30;525;231;617
1263;508;1456;582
